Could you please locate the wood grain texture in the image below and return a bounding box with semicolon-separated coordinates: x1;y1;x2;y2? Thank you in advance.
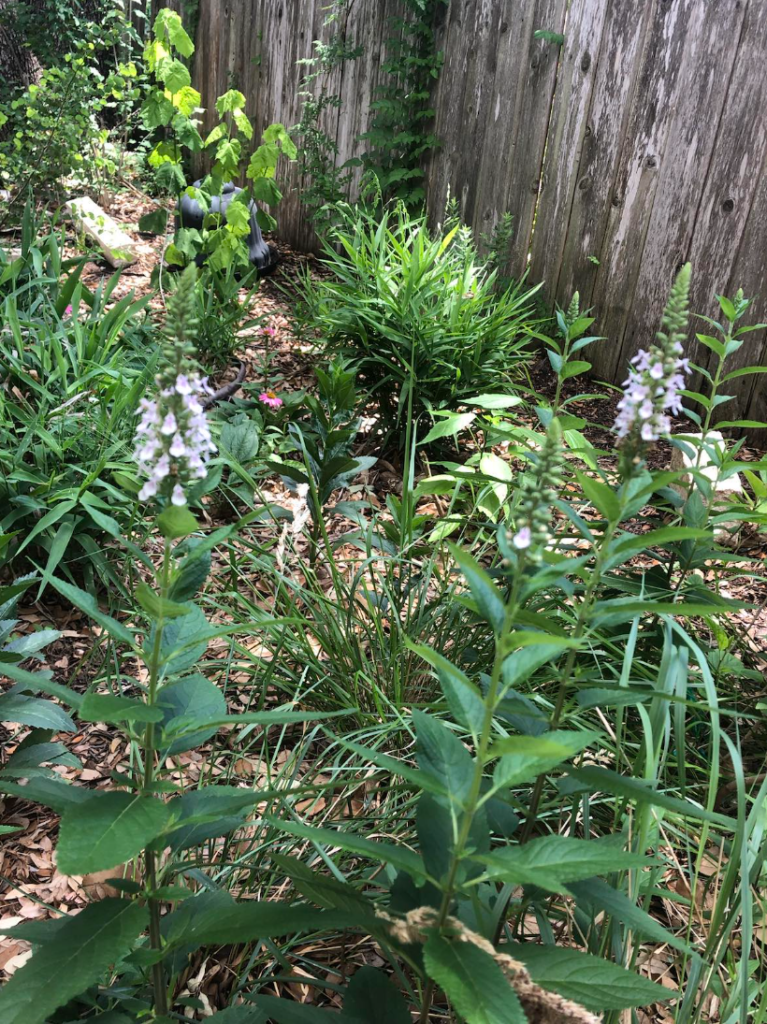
170;0;767;423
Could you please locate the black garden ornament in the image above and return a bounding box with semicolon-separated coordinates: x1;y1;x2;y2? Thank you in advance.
178;180;278;275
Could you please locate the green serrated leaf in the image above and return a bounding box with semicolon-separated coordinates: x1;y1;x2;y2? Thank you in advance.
0;899;147;1024
57;793;171;874
423;934;525;1024
79;692;163;725
157;673;226;754
506;942;676;1011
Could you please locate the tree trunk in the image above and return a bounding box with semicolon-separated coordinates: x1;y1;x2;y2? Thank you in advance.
0;0;43;92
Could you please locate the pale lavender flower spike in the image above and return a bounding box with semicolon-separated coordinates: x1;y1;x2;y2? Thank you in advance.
614;263;692;450
135;372;216;504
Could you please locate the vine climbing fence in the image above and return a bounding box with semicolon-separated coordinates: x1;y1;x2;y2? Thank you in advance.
171;0;767;422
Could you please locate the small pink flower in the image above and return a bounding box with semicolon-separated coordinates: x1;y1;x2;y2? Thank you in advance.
64;305;73;316
259;390;283;409
263;326;277;338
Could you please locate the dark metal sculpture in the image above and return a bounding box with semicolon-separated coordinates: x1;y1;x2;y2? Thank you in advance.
178;180;277;274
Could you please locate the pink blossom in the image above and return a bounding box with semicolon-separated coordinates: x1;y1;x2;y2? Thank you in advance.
259;390;283;409
64;304;73;316
263;326;277;338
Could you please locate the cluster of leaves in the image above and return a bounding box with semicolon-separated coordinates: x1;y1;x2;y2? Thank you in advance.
0;6;143;207
294;201;541;446
359;0;448;206
267;360;377;560
293;0;447;228
0;205;156;592
0;0;118;83
140;9;296;271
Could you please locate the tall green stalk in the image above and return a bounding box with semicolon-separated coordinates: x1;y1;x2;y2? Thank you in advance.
418;568;526;1023
141;538;172;1015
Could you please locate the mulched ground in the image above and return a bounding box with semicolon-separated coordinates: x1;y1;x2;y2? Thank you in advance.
1;189;766;1017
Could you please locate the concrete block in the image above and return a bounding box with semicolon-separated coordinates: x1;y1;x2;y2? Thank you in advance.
64;196;138;269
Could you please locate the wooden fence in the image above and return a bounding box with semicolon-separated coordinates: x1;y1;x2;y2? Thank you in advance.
175;0;767;423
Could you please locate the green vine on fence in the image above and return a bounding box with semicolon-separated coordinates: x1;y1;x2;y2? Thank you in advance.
359;0;446;207
294;0;446;224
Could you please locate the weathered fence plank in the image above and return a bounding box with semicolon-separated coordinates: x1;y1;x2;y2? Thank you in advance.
527;0;611;294
175;0;767;425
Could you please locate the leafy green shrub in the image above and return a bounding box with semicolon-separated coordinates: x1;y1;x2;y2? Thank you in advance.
0;8;142;205
294;201;541;445
139;9;296;272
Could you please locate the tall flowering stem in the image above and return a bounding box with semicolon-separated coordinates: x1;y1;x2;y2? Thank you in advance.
509;417;565;556
134;266;216;506
615;263;692;477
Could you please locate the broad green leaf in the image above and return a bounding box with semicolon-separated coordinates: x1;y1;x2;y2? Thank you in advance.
157;673;226;754
158;504;198;539
164;11;194;56
0;663;82;709
272;854;380;917
215;88;246;113
417;792;455;880
57;793;171;874
506;942;676;1011
155;604;209;673
472;836;651;893
413;710;474;810
560;359;592;380
575;471;621;522
138;208;168;234
162;57;191;93
79;692;163;725
344;967;411;1024
0;777;93;813
501;643;566;690
423;934;525;1024
165;787;258;851
464;394;523;409
2;741;78;775
408;642;484;736
162;890;368;952
3;629;60;658
449;544;505;634
0;899;147;1024
420;412;476;446
0;695;76;732
48;578;134;646
490;730;597;788
168;544;211;602
135;583;193;620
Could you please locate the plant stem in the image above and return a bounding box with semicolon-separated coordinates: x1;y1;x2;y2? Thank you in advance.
142;538;172;1016
418;569;524;1024
519;518;619;845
